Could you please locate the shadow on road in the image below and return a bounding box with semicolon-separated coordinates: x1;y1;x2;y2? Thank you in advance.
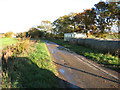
53;61;120;84
2;56;83;89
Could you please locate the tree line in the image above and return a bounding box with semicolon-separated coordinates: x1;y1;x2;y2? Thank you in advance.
52;1;119;38
4;1;120;39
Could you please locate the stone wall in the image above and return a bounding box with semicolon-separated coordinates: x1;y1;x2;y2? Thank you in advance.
68;38;120;54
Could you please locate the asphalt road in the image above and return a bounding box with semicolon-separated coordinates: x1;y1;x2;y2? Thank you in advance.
44;40;120;88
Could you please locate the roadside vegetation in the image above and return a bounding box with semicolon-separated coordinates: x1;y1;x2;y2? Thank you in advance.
2;37;59;88
46;39;120;72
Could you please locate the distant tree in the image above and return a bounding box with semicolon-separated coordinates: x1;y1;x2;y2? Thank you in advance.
16;32;23;38
4;32;14;38
37;20;53;33
94;1;119;37
28;27;43;38
74;8;96;37
53;13;77;37
74;13;84;33
107;2;120;34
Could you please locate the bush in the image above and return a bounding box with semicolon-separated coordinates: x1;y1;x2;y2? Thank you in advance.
4;32;14;38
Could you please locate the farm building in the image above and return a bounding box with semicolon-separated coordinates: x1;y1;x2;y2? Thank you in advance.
12;33;16;38
64;32;86;41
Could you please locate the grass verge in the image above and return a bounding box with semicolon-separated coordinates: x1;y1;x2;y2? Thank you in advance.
45;39;120;72
2;39;59;88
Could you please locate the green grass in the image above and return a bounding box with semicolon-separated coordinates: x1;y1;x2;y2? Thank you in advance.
2;39;59;88
88;34;120;39
105;34;120;39
0;37;16;47
46;39;120;72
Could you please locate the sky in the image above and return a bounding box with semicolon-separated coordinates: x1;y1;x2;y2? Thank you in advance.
0;0;106;33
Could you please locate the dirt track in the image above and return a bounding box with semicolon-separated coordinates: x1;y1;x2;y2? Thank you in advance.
44;40;120;88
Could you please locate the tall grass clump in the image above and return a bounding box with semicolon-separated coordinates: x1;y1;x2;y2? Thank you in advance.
14;37;31;54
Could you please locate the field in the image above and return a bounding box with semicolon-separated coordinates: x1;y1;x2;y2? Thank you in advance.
89;34;120;39
1;38;16;48
46;39;120;72
1;38;59;88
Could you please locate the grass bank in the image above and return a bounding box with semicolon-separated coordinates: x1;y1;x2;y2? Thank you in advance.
46;39;120;72
2;39;59;88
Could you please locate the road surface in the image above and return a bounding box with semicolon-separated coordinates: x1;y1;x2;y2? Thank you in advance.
44;40;120;88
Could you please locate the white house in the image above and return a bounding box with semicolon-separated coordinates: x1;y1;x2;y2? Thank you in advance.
64;32;86;41
12;34;16;38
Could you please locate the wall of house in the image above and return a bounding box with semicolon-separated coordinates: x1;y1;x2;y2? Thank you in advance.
75;33;86;38
64;33;86;41
64;33;74;41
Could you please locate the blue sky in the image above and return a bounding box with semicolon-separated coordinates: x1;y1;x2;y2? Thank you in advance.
0;0;106;33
